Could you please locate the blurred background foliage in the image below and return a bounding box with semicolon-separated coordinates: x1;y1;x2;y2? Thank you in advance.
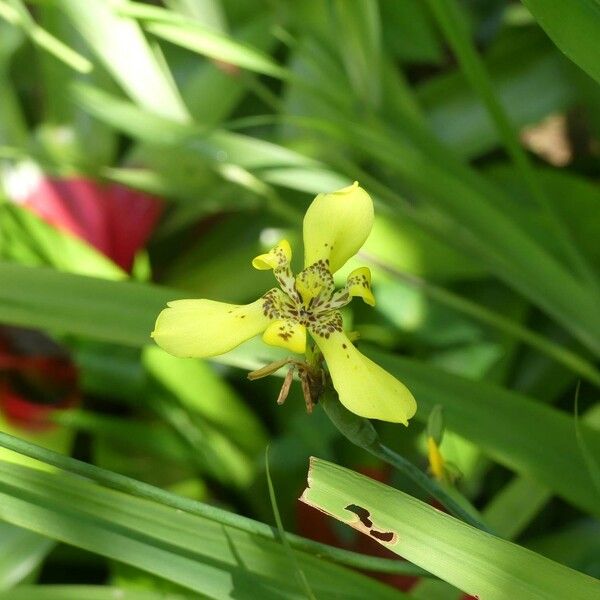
0;0;599;598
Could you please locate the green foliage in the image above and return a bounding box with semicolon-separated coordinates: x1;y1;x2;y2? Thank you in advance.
521;0;600;85
301;457;600;600
0;0;599;597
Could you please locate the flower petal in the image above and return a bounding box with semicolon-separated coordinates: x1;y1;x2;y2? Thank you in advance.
263;319;306;354
346;267;375;306
252;239;292;270
313;330;416;424
427;436;445;481
252;240;298;302
329;266;376;309
151;297;270;358
303;182;374;273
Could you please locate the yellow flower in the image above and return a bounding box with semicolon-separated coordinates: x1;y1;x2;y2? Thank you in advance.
427;436;446;482
152;182;417;424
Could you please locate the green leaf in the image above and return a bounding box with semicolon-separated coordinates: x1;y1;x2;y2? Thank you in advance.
0;523;53;590
115;2;286;79
485;165;600;273
55;0;189;121
482;476;551;540
368;347;600;518
0;459;406;599
521;0;600;85
3;261;599;517
427;0;599;292
0;261;286;371
177;15;278;126
0;22;27;147
0;587;190;600
0;202;125;280
380;0;443;64
143;346;268;456
146;22;286;79
0;0;92;73
301;457;600;599
326;119;600;357
71;83;318;171
417;30;577;158
330;0;382;109
0;261;180;347
527;520;600;576
0;431;428;580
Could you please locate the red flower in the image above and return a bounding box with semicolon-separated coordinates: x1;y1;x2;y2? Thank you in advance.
0;330;79;432
8;166;163;272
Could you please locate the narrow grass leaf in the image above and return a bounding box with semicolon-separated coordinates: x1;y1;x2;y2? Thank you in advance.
116;1;285;78
265;447;316;600
574;383;600;497
0;459;406;599
0;523;53;590
1;0;92;72
147;21;287;79
55;0;189;121
0;587;190;600
427;0;599;290
521;0;600;85
368;347;600;517
0;431;428;580
1;262;599;517
301;457;600;599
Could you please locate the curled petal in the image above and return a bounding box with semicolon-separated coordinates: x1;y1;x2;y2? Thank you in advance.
151;297;270;358
346;267;375;306
263;319;306;354
313;330;416;424
330;266;375;309
252;239;292;271
303;182;374;273
252;240;298;302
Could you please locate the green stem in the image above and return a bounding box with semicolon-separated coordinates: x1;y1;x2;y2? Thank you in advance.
0;431;429;578
266;447;316;600
320;390;492;534
360;251;600;388
426;0;600;295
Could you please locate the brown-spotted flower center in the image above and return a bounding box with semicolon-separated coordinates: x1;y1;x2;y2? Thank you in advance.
254;240;374;356
151;182;417;424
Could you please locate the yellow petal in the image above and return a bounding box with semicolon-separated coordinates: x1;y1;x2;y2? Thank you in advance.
252;239;292;271
427;436;446;481
262;319;306;354
346;267;375;306
151;297;270;358
313;330;416;424
303;182;374;273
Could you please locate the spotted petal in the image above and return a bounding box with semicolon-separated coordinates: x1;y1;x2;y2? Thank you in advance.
303;182;374;273
151;297;270;358
313;330;416;424
252;239;292;271
263;319;306;354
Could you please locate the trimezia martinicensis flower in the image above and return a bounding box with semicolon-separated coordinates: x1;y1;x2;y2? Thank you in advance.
152;183;416;424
